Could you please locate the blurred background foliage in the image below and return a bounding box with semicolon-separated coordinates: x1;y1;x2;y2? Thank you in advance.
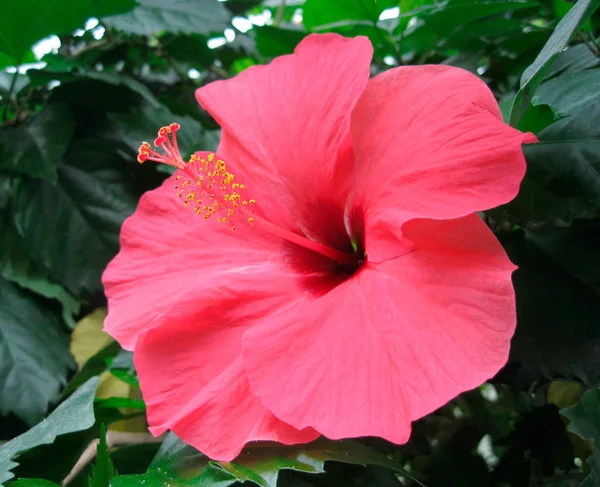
0;0;600;486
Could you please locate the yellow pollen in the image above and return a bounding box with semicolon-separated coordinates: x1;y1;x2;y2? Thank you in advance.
136;124;255;227
167;150;254;225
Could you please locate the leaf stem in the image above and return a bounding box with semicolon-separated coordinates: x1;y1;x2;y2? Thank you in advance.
2;68;19;123
274;0;287;26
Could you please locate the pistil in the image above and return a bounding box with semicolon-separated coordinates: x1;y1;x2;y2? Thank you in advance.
137;123;358;267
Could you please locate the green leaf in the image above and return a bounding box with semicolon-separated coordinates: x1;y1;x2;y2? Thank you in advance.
516;103;557;133
109;105;220;158
0;377;99;485
582;451;600;487
108;369;139;388
421;0;537;32
0;0;135;63
163;34;215;68
63;341;122;397
562;389;600;445
0;72;29;96
533;69;600;117
509;0;600;125
110;467;238;487
443;18;525;49
94;397;146;410
89;424;118;487
490;102;600;229
303;0;398;30
77;72;161;109
562;388;600;486
0;211;80;328
114;435;418;487
547;43;600;78
0;278;75;425
255;26;307;57
27;70;161;109
13;139;138;296
6;480;62;487
504;231;600;385
527;220;600;296
0;50;36;69
103;0;231;37
0;104;75;181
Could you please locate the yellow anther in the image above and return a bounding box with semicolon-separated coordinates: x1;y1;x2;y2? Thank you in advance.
159;143;255;226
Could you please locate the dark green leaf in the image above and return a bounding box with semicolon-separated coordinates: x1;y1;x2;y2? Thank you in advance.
0;278;75;425
0;211;80;328
547;43;600;78
77;72;161;108
494;405;574;485
421;0;537;32
533;69;600;116
117;435;417;487
110;467;237;487
0;72;29;96
562;388;600;486
163;34;215;68
0;377;99;485
108;369;139;388
562;389;600;446
0;104;75;181
63;342;122;397
0;0;135;63
527;220;600;296
27;70;161;109
443;18;526;49
517;103;557;133
89;424;117;487
103;0;231;37
509;0;600;125
255;26;307;57
490;102;600;229
7;480;62;486
108;105;220;160
13;139;138;296
504;231;600;385
109;443;161;477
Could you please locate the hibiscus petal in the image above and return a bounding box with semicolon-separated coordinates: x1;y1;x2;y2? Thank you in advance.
195;33;372;249
348;65;531;261
135;306;319;460
243;214;515;441
102;176;336;350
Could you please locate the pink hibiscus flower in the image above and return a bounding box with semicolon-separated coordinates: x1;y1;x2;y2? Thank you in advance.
102;33;534;461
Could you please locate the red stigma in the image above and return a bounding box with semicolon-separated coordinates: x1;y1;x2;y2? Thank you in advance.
135;122;186;171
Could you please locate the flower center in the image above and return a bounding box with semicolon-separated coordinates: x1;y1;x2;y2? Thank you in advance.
137;123;359;268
